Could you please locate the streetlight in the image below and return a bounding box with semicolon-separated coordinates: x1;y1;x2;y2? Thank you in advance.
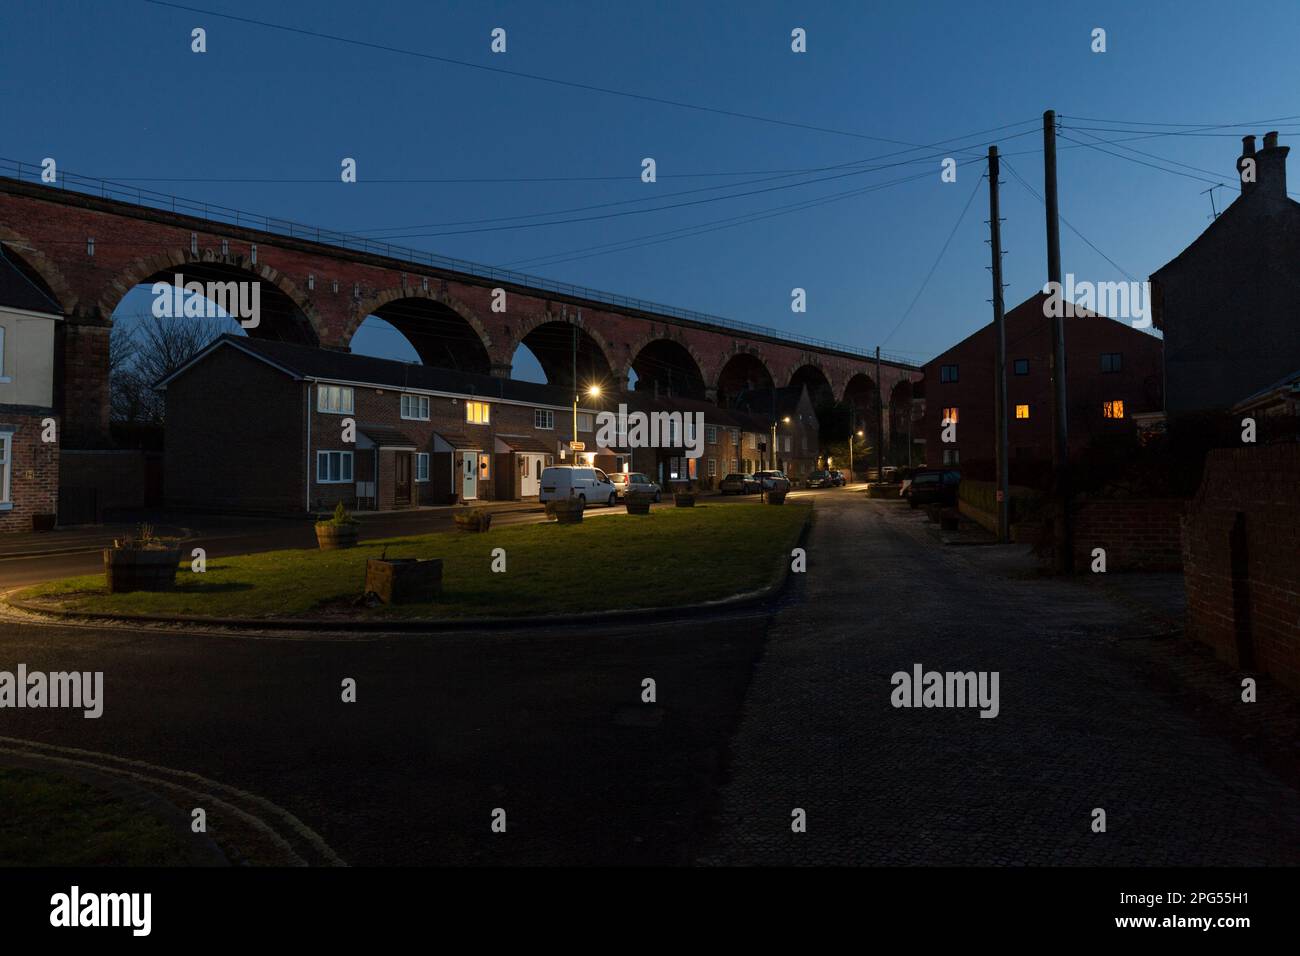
572;383;600;459
770;416;790;471
849;429;863;483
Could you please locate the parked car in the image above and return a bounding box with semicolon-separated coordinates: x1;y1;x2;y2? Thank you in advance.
753;470;792;494
539;466;618;506
829;469;847;486
608;471;662;501
719;472;759;495
806;469;833;488
902;469;961;508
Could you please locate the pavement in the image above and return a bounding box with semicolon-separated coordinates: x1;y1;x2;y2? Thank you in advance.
699;495;1300;865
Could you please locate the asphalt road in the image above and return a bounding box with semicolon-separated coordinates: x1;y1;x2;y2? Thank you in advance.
3;487;1293;866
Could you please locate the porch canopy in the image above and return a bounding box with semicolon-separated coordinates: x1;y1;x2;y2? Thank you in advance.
356;425;417;450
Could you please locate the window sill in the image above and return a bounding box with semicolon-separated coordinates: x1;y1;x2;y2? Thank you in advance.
0;502;12;511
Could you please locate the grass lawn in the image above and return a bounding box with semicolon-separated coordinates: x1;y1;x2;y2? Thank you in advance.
0;768;199;866
17;502;811;621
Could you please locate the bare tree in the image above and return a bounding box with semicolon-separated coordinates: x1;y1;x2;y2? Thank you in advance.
110;311;230;424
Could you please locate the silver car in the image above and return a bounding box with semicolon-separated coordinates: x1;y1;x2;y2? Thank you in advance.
608;471;662;501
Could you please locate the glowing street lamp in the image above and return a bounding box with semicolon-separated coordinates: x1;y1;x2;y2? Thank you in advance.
849;429;864;482
572;383;601;457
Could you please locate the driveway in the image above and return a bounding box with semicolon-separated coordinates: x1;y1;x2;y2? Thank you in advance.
700;494;1300;865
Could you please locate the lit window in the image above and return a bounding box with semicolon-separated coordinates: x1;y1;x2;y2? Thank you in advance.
415;453;429;482
1101;352;1123;373
534;409;554;430
478;453;491;479
1013;358;1029;376
316;385;354;414
316;450;354;483
942;407;959;423
1015;404;1030;419
465;401;490;425
940;364;959;383
1103;400;1125;419
400;394;430;420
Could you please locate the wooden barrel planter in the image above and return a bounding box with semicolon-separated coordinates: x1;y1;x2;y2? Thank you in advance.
103;547;181;593
673;492;696;508
625;492;654;515
315;523;359;550
766;491;787;505
365;557;443;604
453;511;492;533
547;498;584;524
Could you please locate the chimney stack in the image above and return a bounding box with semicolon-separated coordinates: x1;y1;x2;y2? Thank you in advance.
1254;130;1289;201
1238;135;1257;195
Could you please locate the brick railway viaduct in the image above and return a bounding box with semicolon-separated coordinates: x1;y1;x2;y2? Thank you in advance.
0;173;918;453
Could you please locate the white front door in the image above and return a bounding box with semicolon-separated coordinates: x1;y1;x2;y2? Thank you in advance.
520;454;541;497
462;454;477;500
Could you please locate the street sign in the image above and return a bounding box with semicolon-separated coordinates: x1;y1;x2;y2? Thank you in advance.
569;441;585;451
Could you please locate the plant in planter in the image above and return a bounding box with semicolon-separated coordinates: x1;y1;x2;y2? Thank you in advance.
315;501;360;550
546;493;585;524
103;523;182;593
673;488;697;507
453;506;492;532
766;488;788;505
625;489;655;515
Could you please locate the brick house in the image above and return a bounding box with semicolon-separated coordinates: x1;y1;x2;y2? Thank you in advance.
158;335;596;514
1151;132;1300;416
732;385;820;479
920;293;1164;478
602;391;797;486
0;248;62;531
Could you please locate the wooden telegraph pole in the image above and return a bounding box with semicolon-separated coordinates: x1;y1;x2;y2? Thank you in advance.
1043;110;1072;572
987;146;1010;542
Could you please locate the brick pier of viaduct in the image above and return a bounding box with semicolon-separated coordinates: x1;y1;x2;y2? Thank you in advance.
0;176;918;451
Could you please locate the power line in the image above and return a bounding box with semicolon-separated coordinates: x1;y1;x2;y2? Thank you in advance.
1000;157;1137;282
356;124;1041;236
512;168;938;271
880;168;985;347
143;0;1008;150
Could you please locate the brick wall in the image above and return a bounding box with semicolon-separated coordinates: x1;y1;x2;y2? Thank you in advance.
0;409;58;531
60;448;157;513
1181;444;1300;691
1071;497;1186;571
164;346;306;513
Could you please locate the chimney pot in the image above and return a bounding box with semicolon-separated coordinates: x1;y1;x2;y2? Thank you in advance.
1263;130;1279;149
1242;135;1256;156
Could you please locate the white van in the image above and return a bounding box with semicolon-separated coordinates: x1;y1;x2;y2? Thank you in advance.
538;466;617;507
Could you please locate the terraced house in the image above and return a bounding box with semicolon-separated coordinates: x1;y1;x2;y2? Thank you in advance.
157;335;819;515
0;248;62;531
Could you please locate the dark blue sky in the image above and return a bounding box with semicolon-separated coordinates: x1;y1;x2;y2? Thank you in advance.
4;0;1298;379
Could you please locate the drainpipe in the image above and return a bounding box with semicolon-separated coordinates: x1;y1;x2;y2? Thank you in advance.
304;382;312;513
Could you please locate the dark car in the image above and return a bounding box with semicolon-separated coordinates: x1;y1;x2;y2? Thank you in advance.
829;469;846;487
903;468;961;508
806;469;833;488
719;472;759;494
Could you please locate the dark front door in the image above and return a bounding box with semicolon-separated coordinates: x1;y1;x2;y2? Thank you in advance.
394;452;413;506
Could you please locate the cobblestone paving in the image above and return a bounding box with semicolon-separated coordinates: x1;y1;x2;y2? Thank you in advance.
700;496;1300;865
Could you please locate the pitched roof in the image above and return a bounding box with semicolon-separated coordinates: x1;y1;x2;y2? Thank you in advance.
0;248;62;316
358;425;416;448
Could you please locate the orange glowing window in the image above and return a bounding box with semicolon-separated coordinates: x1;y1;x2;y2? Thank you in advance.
941;407;959;423
1015;404;1030;419
1103;400;1125;419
